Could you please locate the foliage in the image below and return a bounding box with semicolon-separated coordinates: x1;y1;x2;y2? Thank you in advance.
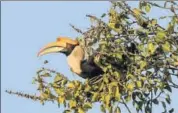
6;1;178;113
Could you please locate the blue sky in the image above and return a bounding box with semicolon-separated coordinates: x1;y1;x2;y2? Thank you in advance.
1;1;178;113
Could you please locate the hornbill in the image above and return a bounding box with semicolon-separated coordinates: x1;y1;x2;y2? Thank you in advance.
38;37;104;79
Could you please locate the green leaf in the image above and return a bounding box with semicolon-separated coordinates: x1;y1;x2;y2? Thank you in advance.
127;73;134;79
115;39;122;44
100;104;106;113
145;4;151;13
83;102;92;109
167;23;174;34
153;99;159;105
113;71;120;78
115;107;121;113
165;95;171;104
63;109;71;113
139;61;147;70
159;16;167;19
116;53;123;59
169;108;174;113
101;13;106;18
145;105;151;113
148;42;156;54
65;92;72;100
54;75;63;83
99;83;104;91
155;31;166;43
61;79;68;86
125;95;131;102
41;73;51;77
161;101;166;109
32;79;36;84
44;60;48;64
162;41;171;52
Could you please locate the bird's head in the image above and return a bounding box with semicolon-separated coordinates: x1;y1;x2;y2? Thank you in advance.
37;37;79;57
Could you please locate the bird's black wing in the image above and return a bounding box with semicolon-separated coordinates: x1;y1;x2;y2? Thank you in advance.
80;56;104;79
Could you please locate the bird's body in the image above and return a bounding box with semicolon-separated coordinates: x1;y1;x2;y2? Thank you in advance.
38;37;103;79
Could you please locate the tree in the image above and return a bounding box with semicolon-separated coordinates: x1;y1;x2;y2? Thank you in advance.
6;1;178;113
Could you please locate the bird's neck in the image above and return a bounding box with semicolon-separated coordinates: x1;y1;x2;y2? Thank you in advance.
66;46;85;75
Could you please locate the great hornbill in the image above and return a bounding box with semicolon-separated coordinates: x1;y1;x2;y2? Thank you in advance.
38;37;104;79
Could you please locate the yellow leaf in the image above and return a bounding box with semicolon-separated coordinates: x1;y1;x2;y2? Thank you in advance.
133;8;142;16
74;81;80;87
41;92;48;99
67;82;75;89
127;82;134;91
173;62;178;66
84;83;91;92
109;8;117;21
171;54;178;61
151;19;157;26
92;92;99;101
108;23;121;32
105;94;110;108
108;23;115;28
136;81;142;88
78;108;85;113
69;100;77;108
58;96;65;104
103;75;109;83
115;86;120;101
109;82;118;87
54;88;65;95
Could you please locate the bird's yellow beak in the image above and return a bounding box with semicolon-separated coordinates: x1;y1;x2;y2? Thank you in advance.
37;41;67;57
37;37;79;57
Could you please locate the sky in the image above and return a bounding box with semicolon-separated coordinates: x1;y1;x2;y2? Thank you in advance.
1;1;178;113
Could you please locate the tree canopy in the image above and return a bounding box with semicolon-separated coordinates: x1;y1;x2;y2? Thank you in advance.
6;1;178;113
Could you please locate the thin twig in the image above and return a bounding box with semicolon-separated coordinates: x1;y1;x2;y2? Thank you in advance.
147;1;178;10
151;89;153;113
69;24;84;35
121;97;131;113
5;90;42;101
